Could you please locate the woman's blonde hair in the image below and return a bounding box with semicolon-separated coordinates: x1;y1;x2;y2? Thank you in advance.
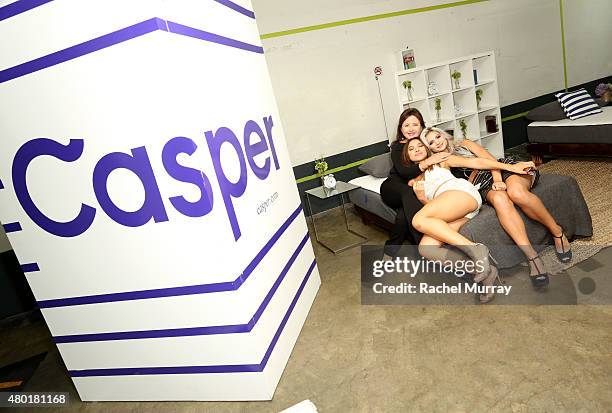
420;127;457;153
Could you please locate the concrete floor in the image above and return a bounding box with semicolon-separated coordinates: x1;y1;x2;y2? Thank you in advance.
2;208;611;412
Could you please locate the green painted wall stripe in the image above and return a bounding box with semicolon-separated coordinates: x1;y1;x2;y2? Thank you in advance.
296;158;372;184
501;111;529;122
559;0;568;91
260;0;489;40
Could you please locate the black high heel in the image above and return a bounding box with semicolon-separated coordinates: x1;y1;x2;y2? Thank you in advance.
527;255;549;288
552;228;572;263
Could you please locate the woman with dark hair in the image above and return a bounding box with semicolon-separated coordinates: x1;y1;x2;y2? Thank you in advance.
379;108;449;257
403;138;535;303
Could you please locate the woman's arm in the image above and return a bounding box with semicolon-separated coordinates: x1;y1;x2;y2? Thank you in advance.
459;140;503;183
410;175;428;205
390;142;421;180
446;155;535;174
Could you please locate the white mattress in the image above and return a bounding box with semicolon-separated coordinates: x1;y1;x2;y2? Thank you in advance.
348;175;386;194
529;106;612;127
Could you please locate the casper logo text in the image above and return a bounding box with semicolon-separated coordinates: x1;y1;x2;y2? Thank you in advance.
12;116;279;241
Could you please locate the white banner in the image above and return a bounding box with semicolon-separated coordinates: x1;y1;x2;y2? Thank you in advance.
0;0;320;400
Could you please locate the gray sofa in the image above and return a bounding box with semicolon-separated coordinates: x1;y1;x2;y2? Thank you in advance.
350;173;593;268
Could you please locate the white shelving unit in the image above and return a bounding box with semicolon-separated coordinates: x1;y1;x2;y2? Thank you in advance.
395;51;504;158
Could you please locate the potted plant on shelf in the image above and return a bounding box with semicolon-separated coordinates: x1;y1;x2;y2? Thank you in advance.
459;119;468;139
476;89;483;110
402;80;413;101
434;97;442;122
451;70;461;89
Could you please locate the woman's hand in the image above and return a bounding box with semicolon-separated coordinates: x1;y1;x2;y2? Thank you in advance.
419;151;450;171
492;181;507;191
506;161;536;175
413;180;425;198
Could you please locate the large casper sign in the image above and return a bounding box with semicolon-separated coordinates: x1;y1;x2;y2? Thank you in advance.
0;0;320;401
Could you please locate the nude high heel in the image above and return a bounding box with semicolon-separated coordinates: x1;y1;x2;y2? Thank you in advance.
458;243;497;283
479;266;499;304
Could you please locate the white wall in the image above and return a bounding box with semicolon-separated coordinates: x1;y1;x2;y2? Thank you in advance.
564;0;612;87
253;0;610;166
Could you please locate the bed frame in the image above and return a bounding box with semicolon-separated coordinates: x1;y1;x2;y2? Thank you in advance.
527;143;612;166
353;205;393;231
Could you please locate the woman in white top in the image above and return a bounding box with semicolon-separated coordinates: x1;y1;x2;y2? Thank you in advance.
422;126;571;289
403;138;534;302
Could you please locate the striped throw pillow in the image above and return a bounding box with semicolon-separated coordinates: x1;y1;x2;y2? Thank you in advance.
555;88;602;120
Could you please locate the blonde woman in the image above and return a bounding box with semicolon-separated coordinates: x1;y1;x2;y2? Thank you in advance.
420;127;571;289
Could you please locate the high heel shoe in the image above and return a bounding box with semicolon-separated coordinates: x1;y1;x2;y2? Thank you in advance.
479;266;498;304
465;243;498;283
527;255;549;288
552;227;572;263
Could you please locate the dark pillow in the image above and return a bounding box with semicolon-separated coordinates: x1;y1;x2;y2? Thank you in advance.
359;152;392;178
526;101;567;121
595;98;610;107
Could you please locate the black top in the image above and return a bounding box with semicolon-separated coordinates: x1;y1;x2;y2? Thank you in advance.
388;141;421;181
450;145;476;180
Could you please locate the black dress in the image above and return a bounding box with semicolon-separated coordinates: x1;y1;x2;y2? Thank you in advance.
450;146;540;202
380;142;424;256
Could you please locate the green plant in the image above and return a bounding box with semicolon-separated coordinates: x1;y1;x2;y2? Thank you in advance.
402;80;412;90
451;70;461;80
476;89;483;105
314;157;328;175
459;119;468;138
434;97;442;111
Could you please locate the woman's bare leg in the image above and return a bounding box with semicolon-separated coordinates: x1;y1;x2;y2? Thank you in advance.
412;191;478;245
413;191;492;280
419;219;472;276
505;174;569;254
486;190;541;276
418;218;469;262
419;219;497;303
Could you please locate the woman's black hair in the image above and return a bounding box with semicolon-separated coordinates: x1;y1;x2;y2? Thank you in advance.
393;108;426;144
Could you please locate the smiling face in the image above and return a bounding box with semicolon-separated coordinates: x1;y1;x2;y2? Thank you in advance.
406;139;428;162
400;115;423;142
424;130;449;152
